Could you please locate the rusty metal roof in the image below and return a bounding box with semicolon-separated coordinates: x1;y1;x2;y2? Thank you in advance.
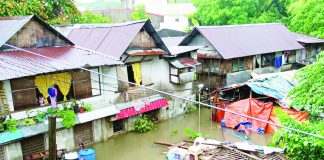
0;46;122;80
180;23;304;59
293;33;324;44
67;20;170;59
0;15;73;47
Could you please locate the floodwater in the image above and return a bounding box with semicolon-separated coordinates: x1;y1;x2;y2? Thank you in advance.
90;108;273;160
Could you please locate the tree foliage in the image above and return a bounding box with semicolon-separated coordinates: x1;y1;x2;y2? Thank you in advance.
272;108;324;160
288;52;324;117
131;5;149;21
288;0;324;38
72;10;110;24
0;0;80;24
191;0;324;38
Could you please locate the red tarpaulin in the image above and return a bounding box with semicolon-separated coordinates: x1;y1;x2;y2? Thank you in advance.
115;99;169;120
222;98;308;133
224;98;273;132
265;106;308;133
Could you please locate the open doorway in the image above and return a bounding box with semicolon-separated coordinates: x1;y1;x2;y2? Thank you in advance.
127;65;136;86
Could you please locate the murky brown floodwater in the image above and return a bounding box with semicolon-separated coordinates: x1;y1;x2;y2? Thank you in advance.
90;108;273;160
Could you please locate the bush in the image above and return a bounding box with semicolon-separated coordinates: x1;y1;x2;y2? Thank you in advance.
272;108;324;160
185;104;198;113
134;115;156;133
0;123;5;132
61;110;76;129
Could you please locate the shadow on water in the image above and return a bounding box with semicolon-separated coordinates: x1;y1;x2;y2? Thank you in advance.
90;108;273;160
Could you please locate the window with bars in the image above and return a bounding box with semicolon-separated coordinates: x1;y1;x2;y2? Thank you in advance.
232;58;245;72
21;134;45;158
73;122;94;146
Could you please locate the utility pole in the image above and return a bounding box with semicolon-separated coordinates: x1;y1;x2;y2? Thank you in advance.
48;116;57;160
48;87;58;160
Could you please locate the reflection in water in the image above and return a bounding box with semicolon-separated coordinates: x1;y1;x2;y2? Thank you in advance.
90;108;273;160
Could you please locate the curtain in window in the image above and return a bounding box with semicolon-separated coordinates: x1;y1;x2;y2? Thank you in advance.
54;73;72;101
34;75;55;104
132;63;142;85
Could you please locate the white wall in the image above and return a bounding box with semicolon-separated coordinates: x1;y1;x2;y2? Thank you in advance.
160;15;189;31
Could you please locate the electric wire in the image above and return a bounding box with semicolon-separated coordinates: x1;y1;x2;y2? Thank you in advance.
1;42;324;140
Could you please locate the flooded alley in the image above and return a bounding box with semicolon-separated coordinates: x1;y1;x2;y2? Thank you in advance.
91;108;273;160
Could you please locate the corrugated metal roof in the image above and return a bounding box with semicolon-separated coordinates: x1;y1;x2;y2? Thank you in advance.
162;36;185;46
180;23;304;59
0;15;73;47
167;46;202;55
0;46;122;80
169;58;200;68
67;20;170;59
293;33;324;44
125;48;166;56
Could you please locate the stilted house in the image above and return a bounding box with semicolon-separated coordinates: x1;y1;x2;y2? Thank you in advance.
179;23;305;88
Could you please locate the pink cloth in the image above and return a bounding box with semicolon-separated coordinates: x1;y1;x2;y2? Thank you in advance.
116;99;168;120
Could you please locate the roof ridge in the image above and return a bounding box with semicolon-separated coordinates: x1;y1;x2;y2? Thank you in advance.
66;20;147;29
197;23;283;29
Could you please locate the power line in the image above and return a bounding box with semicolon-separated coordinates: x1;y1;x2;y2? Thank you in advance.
1;42;324;140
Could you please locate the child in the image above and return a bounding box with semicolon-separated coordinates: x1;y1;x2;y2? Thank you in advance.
38;95;45;106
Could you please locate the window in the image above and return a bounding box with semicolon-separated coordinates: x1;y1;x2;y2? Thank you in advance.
143;110;159;122
175;18;179;22
261;53;275;67
113;119;125;133
127;63;142;86
232;58;245;72
11;77;37;111
203;59;220;73
73;122;94;146
10;68;100;111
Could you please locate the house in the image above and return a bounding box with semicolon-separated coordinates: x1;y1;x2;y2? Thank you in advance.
65;19;198;136
179;23;305;88
0;15;126;159
121;0;196;31
293;33;324;64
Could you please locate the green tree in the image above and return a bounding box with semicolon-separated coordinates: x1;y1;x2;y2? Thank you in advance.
191;0;289;25
72;10;110;24
287;0;324;38
0;0;80;24
288;52;324;117
131;5;148;21
272;108;324;160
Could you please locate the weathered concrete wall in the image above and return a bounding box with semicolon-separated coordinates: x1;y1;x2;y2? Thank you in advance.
44;128;75;150
4;142;23;160
93;118;114;142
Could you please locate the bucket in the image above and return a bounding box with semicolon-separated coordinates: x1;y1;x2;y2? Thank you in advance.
79;149;95;160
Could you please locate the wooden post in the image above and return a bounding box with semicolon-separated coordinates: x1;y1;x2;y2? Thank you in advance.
48;116;57;160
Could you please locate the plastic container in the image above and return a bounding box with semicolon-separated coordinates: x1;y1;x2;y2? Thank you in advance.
79;149;95;160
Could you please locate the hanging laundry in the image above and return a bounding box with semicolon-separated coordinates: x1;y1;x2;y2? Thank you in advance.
275;56;282;68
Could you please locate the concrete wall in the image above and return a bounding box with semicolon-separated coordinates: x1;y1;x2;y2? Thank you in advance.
160;15;189;31
4;142;23;160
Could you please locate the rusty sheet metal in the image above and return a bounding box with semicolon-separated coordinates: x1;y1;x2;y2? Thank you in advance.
293;33;324;44
67;20;170;58
0;46;122;81
0;15;73;48
181;23;304;59
125;48;166;56
169;58;200;68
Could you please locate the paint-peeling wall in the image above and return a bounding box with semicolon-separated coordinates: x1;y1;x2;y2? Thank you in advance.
129;30;157;49
4;20;69;49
